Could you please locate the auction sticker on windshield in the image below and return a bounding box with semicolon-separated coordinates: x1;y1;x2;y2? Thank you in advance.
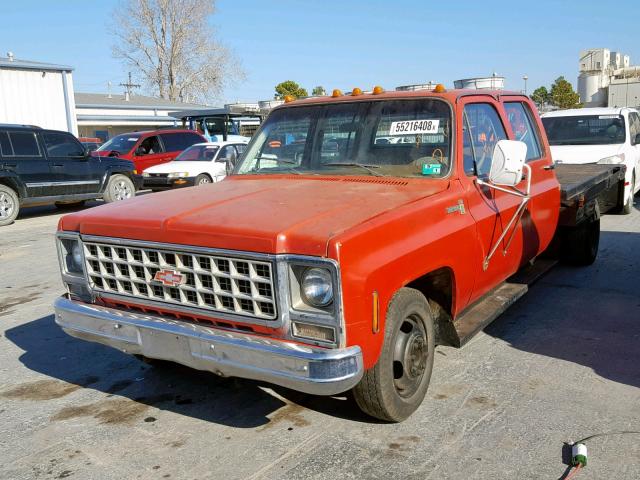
389;119;439;135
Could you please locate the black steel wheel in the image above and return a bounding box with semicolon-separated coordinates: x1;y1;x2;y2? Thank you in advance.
353;288;435;422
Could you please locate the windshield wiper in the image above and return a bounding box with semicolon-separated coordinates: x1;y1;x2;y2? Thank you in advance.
322;162;382;176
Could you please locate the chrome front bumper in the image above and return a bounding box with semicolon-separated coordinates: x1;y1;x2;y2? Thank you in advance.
53;296;363;395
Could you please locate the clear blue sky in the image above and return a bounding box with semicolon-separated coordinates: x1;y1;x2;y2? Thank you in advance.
1;0;639;105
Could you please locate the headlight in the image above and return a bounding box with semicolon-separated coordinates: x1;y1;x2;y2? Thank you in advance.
598;154;625;164
167;172;189;178
142;172;150;178
58;236;84;276
300;267;334;307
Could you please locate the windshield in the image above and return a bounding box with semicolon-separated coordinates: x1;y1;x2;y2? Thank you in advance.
96;133;141;153
542;115;626;145
175;144;219;161
235;99;452;178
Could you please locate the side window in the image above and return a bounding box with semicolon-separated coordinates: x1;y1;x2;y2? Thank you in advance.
160;132;204;152
235;144;246;155
219;145;237;162
8;132;42;157
137;136;162;155
0;131;12;156
43;132;85;158
463;103;507;177
504;102;542;161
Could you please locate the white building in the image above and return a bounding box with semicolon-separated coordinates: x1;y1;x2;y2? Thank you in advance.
578;48;640;108
0;53;77;134
454;74;505;90
75;92;209;140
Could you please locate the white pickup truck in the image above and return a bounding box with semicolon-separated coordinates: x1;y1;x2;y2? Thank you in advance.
542;107;640;213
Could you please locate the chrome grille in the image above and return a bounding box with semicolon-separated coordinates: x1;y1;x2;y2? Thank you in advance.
83;240;277;320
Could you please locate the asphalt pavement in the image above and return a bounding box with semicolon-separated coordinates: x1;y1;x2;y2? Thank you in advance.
1;199;639;480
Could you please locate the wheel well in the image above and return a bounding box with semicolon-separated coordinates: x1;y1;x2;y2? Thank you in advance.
0;177;20;197
406;267;458;346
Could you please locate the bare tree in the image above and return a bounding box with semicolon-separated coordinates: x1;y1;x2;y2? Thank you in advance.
111;0;244;103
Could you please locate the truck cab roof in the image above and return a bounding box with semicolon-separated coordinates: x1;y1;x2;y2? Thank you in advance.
273;88;528;110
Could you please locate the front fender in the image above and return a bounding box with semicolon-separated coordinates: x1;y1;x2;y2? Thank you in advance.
329;185;479;369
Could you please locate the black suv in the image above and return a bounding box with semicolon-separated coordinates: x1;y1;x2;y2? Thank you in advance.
0;125;141;226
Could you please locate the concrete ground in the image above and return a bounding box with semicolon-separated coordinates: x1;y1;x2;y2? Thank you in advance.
1;199;639;480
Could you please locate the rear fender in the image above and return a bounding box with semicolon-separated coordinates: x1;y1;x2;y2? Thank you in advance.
0;172;27;198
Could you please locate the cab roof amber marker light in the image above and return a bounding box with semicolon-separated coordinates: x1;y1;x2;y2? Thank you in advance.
351;87;363;96
434;84;446;93
331;89;343;97
284;95;295;103
372;85;384;95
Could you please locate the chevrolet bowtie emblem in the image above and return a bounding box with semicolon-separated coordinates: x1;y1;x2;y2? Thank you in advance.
153;269;186;287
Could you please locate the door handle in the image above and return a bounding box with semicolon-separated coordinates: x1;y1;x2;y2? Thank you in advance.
52;164;64;167
543;164;555;170
3;164;17;168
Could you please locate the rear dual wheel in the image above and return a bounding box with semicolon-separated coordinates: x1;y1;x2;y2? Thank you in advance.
353;288;435;422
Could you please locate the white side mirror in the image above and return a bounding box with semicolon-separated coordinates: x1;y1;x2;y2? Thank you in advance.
488;140;527;187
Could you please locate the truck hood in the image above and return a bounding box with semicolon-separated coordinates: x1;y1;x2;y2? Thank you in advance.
550;144;624;165
60;175;448;256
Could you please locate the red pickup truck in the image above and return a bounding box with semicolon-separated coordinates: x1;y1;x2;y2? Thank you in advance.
54;87;625;422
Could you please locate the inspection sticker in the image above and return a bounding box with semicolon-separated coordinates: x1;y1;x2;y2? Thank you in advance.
422;163;442;175
389;119;440;135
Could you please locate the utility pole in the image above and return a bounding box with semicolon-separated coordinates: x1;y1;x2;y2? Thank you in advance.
119;72;140;101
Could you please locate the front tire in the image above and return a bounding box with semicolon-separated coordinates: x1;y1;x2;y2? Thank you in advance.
0;184;19;227
103;174;135;203
353;288;435;422
195;174;212;186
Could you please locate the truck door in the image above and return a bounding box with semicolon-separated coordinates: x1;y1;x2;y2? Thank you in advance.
458;100;525;302
42;131;101;195
501;97;559;261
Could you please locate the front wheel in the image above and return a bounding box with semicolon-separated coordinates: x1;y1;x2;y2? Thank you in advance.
195;174;212;186
103;174;135;203
0;184;19;227
353;288;435;422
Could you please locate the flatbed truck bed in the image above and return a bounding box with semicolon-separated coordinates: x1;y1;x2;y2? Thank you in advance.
556;163;626;226
451;163;626;347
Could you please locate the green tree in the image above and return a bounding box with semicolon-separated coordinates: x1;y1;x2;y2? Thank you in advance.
550;77;581;109
531;86;549;107
275;80;308;99
312;85;326;96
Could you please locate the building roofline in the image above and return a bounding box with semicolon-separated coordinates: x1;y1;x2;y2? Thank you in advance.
0;58;73;71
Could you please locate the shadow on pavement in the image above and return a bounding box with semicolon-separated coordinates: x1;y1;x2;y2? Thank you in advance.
484;230;640;390
4;313;370;428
